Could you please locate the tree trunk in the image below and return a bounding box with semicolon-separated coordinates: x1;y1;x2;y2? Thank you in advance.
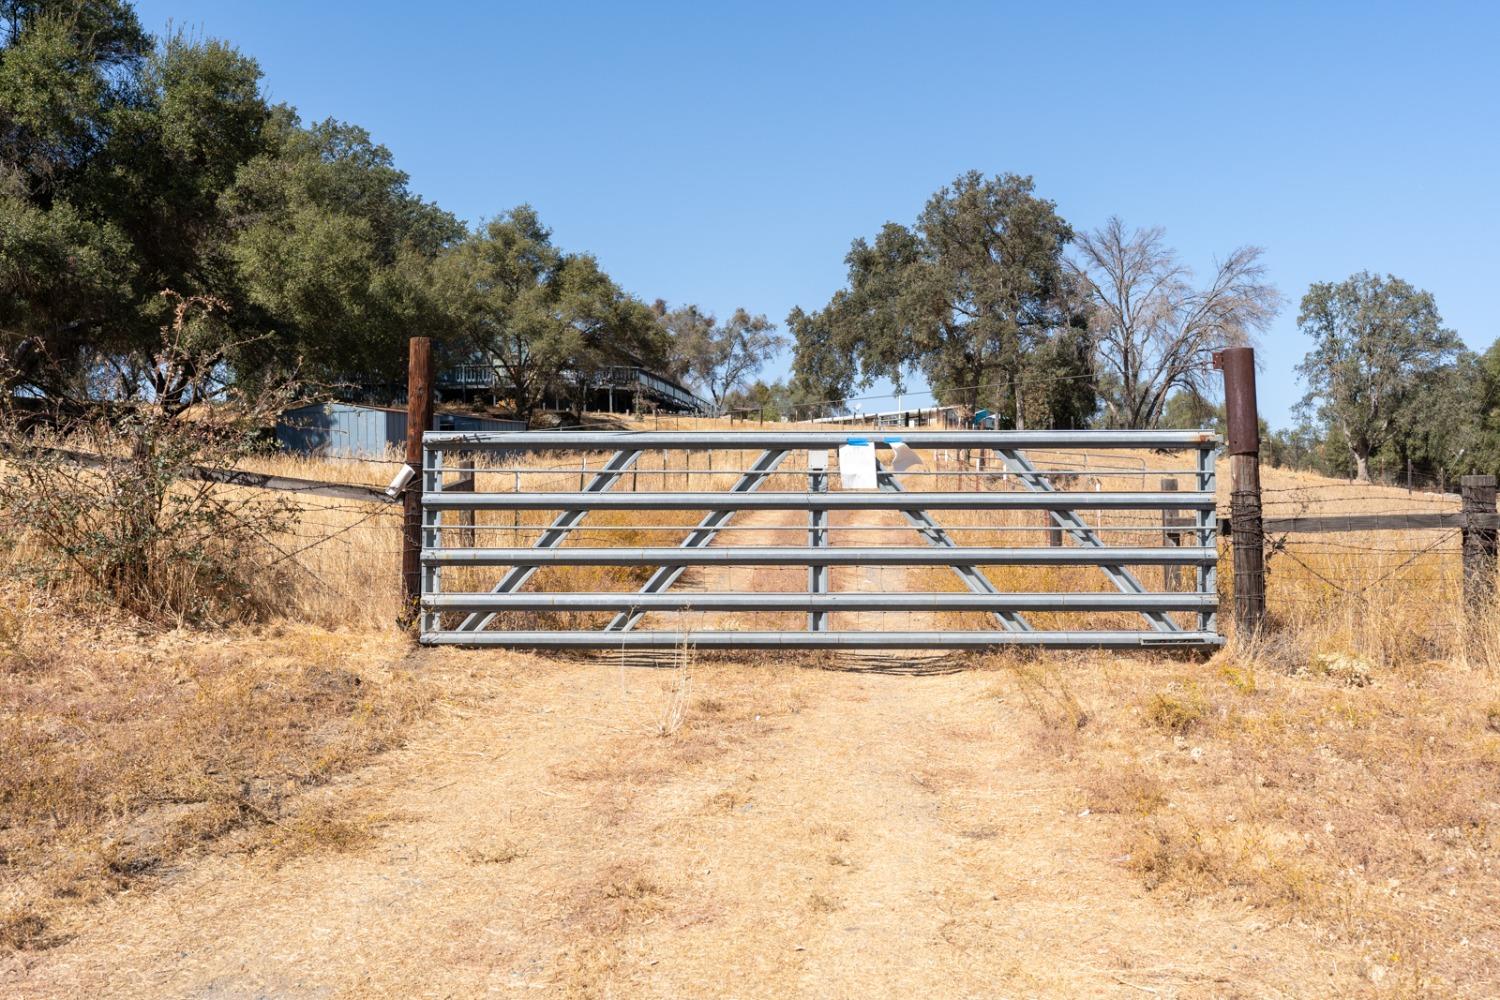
1336;417;1369;482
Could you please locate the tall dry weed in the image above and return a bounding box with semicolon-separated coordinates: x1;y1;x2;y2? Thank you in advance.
654;643;695;738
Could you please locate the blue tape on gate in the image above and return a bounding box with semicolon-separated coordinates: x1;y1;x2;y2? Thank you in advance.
846;438;869;446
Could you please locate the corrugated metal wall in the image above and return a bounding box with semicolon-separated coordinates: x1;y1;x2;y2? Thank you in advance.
277;403;525;458
436;413;527;434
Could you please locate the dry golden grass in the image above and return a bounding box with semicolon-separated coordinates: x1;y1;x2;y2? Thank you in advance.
989;627;1500;996
0;422;796;955
885;448;1493;994
0;598;435;952
4;418;1498;997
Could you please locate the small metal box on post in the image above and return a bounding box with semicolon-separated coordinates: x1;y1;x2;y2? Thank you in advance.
1461;474;1497;613
1213;346;1266;637
401;337;434;624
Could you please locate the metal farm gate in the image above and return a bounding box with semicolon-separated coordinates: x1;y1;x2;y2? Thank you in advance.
416;430;1222;649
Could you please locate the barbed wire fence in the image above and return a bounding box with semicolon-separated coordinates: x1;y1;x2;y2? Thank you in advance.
8;382;1494;649
132;446;1500;641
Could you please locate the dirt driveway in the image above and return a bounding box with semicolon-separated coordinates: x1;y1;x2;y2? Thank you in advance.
4;644;1353;999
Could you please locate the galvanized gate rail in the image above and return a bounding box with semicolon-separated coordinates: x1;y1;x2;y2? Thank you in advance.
418;430;1221;649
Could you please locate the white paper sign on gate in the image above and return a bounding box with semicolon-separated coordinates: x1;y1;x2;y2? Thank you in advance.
838;438;877;490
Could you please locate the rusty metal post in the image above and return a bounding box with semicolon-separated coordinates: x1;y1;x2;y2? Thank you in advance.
401;337;434;621
1214;347;1265;636
1461;474;1497;612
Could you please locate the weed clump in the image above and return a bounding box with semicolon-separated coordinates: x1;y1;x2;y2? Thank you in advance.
1143;686;1211;734
1085;766;1167;817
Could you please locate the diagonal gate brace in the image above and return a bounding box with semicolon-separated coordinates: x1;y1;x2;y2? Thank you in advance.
995;448;1179;632
876;463;1032;632
607;449;788;632
454;449;641;633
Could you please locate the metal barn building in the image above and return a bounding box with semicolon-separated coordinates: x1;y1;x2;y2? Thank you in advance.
276;402;525;459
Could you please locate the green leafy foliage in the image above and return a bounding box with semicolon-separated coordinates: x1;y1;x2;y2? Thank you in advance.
1271;275;1500;487
0;173;134;372
1;8;464;401
662;303;782;408
1295;272;1462;482
431;207;667;420
224;113;462;383
785;303;855;412
792;171;1094;428
721;378;793;420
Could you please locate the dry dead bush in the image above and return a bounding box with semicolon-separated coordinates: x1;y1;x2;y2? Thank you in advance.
0;297;318;625
1082;764;1167;817
1142;683;1213;734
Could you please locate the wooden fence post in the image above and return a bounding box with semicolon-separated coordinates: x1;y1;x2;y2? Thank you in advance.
1461;474;1497;612
1161;477;1182;591
455;454;475;547
401;336;433;622
1046;473;1070;546
1214;346;1265;636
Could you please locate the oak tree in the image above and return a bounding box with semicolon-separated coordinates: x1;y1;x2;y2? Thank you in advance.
794;171;1092;428
664;303;782;409
1295;272;1461;482
432;207;666;421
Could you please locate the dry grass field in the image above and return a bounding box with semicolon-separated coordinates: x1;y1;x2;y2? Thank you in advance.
2;417;1496;998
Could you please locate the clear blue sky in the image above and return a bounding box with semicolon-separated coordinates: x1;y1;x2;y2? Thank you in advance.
136;0;1498;427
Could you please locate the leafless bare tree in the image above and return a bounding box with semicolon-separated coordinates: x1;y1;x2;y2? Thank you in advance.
1072;218;1280;428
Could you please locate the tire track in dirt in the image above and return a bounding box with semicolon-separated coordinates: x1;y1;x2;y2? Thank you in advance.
4;647;1362;998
